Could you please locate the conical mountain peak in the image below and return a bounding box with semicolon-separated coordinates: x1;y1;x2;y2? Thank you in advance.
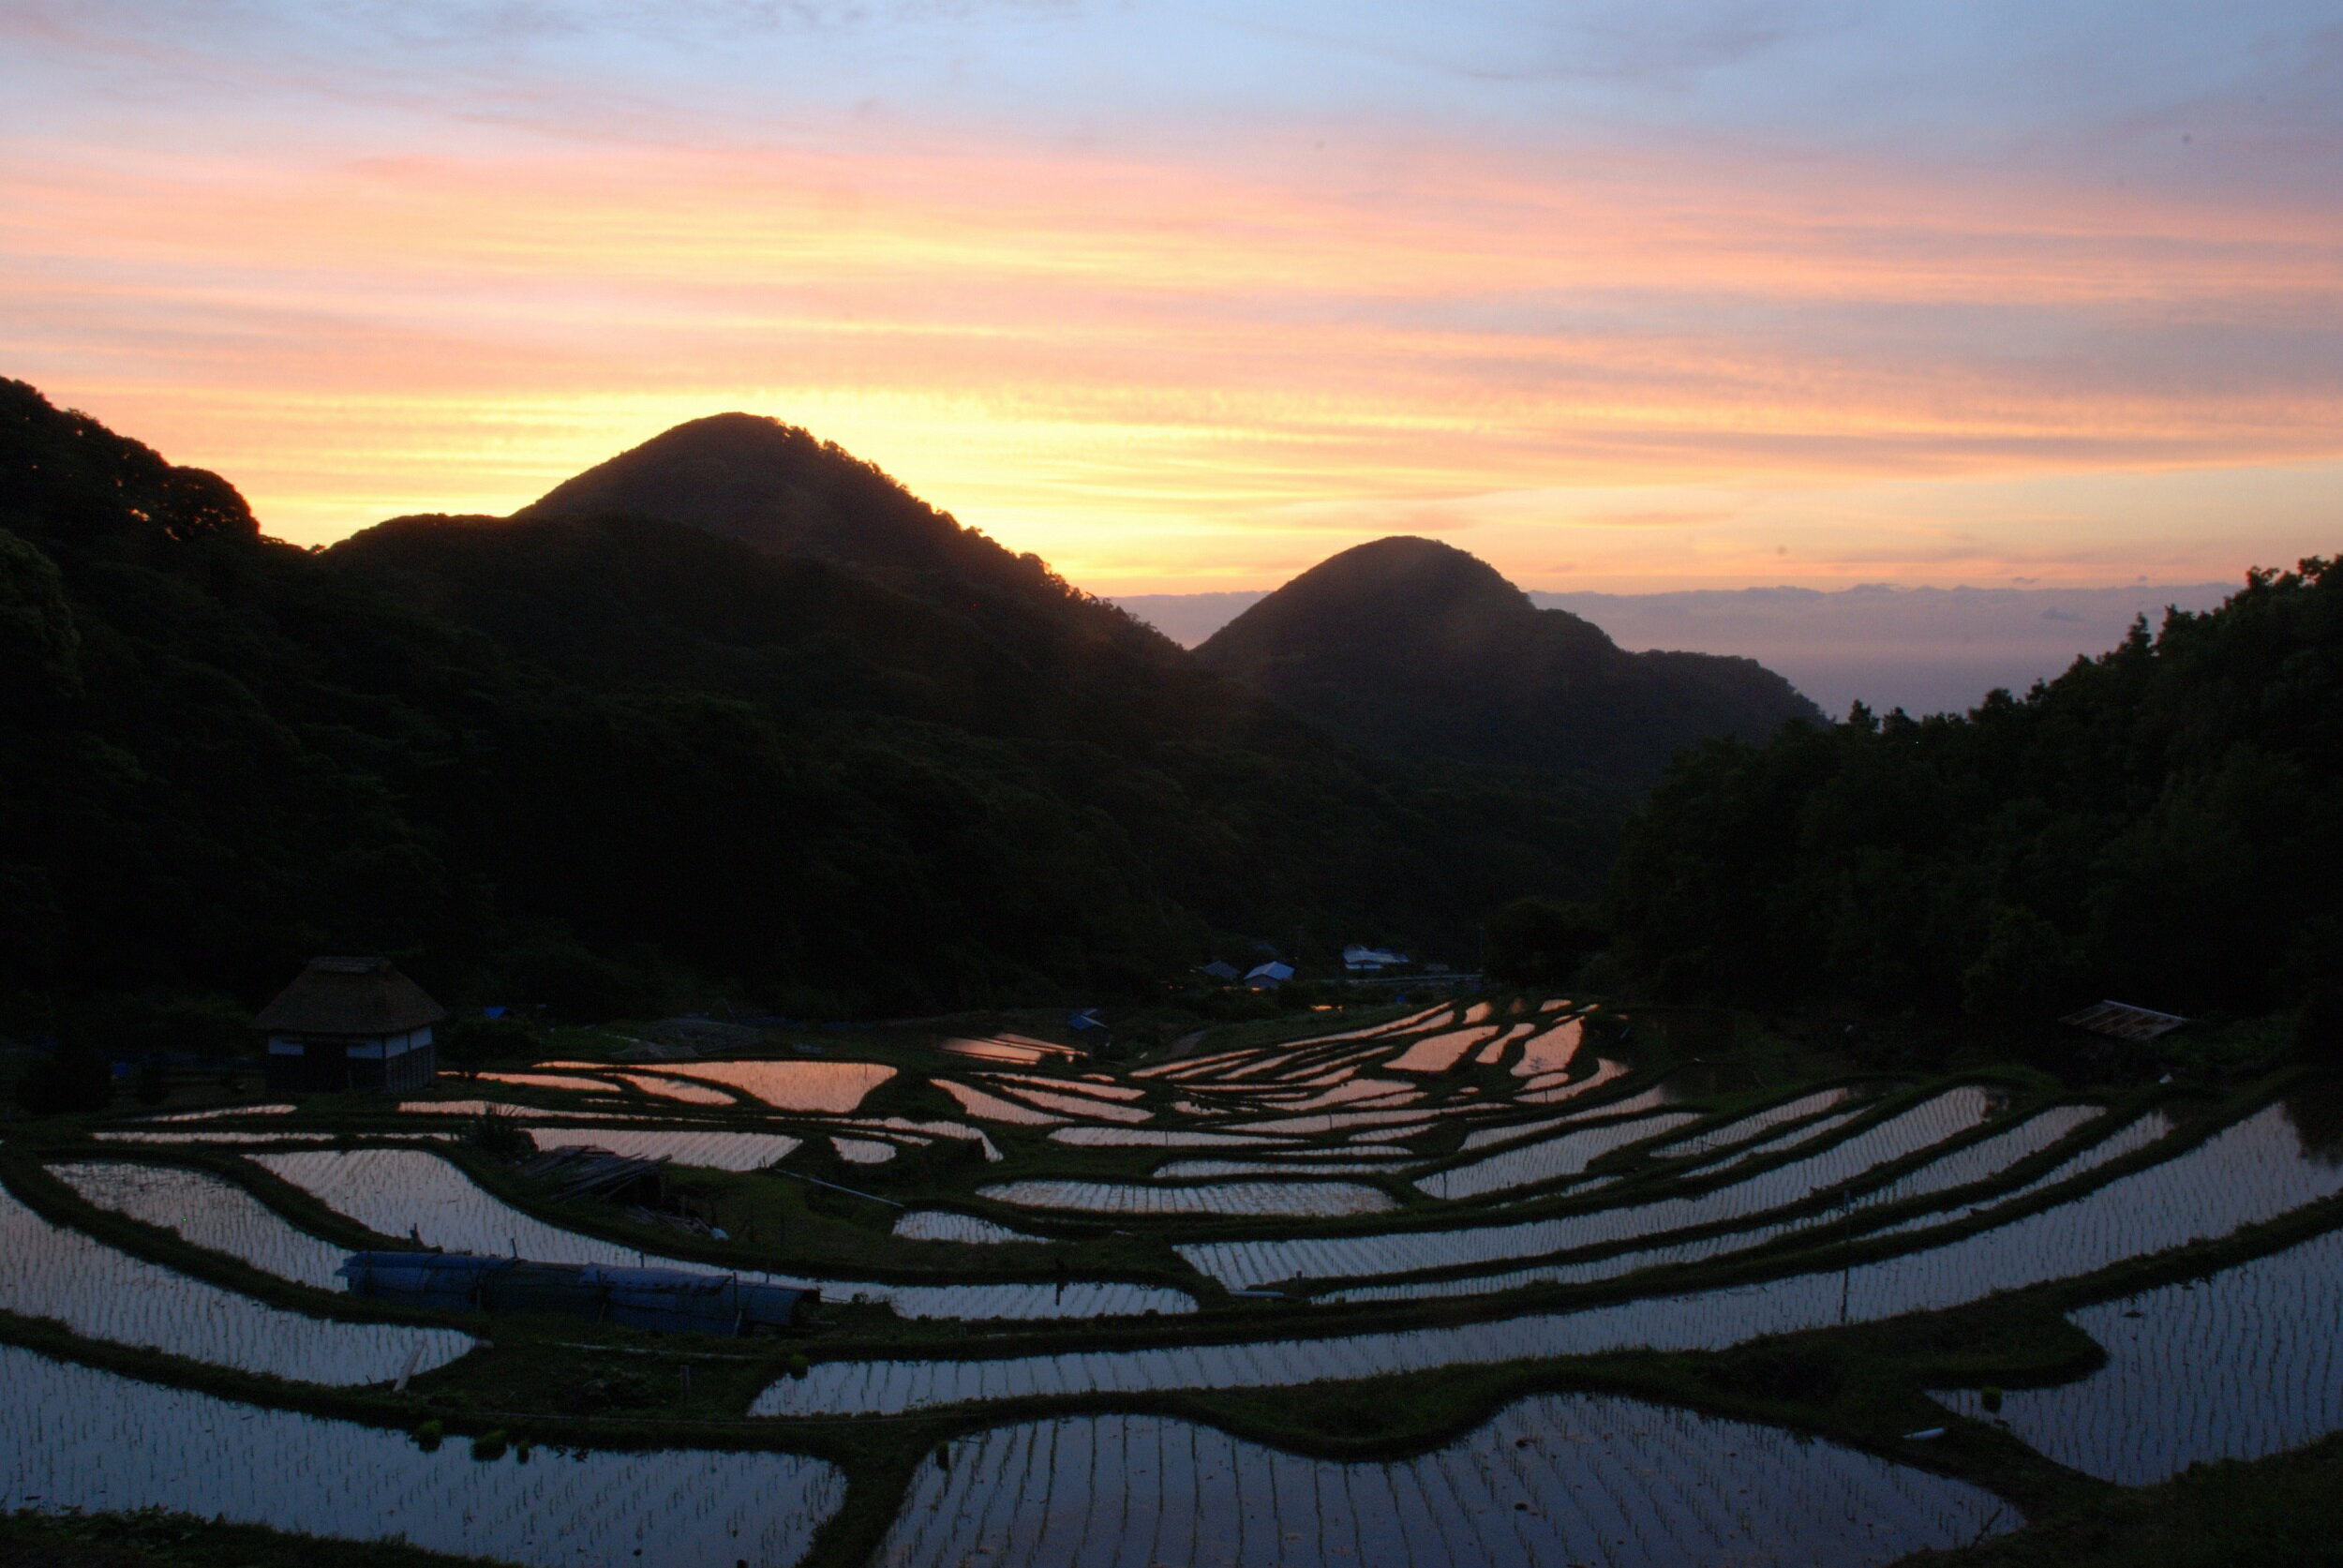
1199;536;1820;784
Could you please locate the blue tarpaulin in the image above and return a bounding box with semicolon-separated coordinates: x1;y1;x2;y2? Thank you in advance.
338;1251;816;1336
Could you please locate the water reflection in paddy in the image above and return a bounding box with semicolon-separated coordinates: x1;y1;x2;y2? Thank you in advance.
1939;1222;2343;1483
51;1161;352;1290
756;1103;2343;1415
626;1059;894;1113
256;1147;1192;1322
0;1346;841;1568
878;1396;2010;1567
526;1127;802;1171
0;1185;468;1385
979;1179;1397;1218
1183;1087;1999;1291
1414;1112;1700;1202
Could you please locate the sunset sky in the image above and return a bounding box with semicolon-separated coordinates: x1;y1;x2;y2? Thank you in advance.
4;1;2338;592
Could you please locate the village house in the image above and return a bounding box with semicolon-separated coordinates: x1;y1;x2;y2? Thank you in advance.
256;956;447;1095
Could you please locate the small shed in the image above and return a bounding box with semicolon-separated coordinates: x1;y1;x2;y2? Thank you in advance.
1342;945;1409;974
1245;960;1296;990
256;956;448;1095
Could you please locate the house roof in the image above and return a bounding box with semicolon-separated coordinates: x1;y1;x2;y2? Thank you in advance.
253;957;449;1037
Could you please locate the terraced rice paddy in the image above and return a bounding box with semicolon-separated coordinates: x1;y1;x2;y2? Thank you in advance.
14;998;2343;1567
248;1146;1188;1322
0;1346;842;1566
397;1101;607;1120
638;1059;895;1112
893;1211;1052;1245
1937;1222;2343;1483
877;1397;2008;1567
757;1100;2343;1417
938;1081;1067;1124
1656;1088;1853;1158
1413;1112;1702;1201
472;1071;630;1097
527;1127;801;1170
254;1147;667;1263
604;1071;739;1105
1180;1087;2005;1292
978;1179;1397;1217
0;1184;470;1384
1512;1019;1583;1077
91;1129;348;1144
51;1161;354;1289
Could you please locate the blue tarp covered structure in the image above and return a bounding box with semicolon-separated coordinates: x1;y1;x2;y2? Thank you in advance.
339;1251;816;1336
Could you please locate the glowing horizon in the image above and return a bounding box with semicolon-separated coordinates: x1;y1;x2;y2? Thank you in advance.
5;2;2338;595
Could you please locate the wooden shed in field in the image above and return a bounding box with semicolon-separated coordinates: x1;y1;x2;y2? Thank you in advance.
256;956;447;1094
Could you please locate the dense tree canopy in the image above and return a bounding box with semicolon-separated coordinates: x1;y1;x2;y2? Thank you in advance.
1611;559;2343;1021
0;380;1622;1031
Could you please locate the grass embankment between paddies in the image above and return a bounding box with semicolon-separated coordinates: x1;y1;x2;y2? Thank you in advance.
1891;1428;2343;1567
0;1509;511;1568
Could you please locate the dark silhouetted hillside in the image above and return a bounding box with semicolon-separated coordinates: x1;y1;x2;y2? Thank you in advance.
0;381;1622;1024
1611;557;2343;1023
515;412;1169;666
1195;537;1822;785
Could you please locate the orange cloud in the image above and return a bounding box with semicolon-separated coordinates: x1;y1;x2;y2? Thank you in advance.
4;114;2339;592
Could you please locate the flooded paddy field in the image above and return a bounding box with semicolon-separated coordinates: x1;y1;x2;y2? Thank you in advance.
754;1100;2343;1415
12;997;2343;1568
1177;1086;2011;1291
979;1178;1398;1217
1937;1222;2343;1483
249;1147;1192;1322
0;1182;470;1384
0;1346;842;1567
51;1160;355;1289
880;1397;2009;1567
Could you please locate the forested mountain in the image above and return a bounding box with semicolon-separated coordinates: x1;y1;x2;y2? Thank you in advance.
0;381;1619;1028
517;412;1164;662
1195;537;1822;786
1611;560;2343;1021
